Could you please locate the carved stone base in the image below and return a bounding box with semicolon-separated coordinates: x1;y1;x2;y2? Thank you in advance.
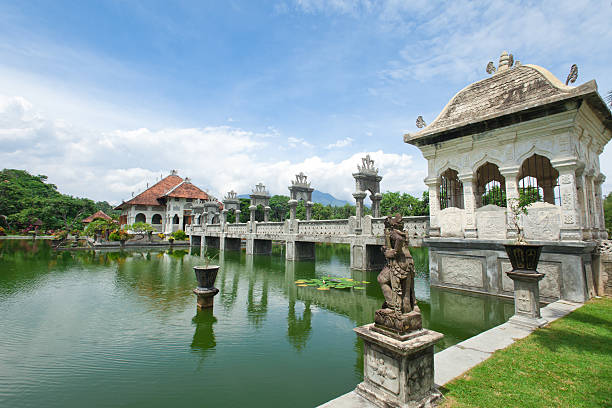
193;287;219;309
354;324;443;408
374;308;422;338
505;270;547;329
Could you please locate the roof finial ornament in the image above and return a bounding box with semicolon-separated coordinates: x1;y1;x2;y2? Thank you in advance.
170;169;178;176
496;51;512;74
416;116;426;128
486;61;496;74
565;64;578;85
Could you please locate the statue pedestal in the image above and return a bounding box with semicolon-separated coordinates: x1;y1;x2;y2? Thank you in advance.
506;270;547;329
193;287;219;309
354;324;443;408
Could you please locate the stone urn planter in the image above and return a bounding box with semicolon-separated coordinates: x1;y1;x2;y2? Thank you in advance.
193;266;220;309
504;243;547;328
119;239;126;249
194;266;220;289
504;244;542;272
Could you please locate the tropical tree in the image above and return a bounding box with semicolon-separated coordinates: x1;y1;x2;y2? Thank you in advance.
380;191;429;217
269;195;289;221
604;193;612;236
84;219;116;237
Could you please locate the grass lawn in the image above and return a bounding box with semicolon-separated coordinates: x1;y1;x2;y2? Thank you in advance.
439;297;612;408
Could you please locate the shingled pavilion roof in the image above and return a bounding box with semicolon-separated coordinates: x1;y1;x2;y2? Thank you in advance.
405;54;612;147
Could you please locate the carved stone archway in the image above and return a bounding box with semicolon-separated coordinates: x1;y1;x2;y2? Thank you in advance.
353;155;383;224
250;183;271;222
222;190;241;224
288;172;314;220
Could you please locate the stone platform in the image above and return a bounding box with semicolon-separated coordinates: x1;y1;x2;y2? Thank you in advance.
319;299;583;408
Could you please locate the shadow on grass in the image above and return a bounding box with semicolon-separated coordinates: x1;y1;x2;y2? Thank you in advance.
562;308;612;327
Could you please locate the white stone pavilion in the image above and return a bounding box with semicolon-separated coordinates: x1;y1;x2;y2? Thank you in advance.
405;52;612;303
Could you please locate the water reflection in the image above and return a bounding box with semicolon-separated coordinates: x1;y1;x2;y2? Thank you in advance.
287;299;312;352
191;308;217;361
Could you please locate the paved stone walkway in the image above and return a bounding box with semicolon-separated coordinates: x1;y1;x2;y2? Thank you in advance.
318;300;583;408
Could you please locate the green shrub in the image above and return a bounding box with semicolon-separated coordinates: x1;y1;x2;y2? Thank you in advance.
172;230;188;240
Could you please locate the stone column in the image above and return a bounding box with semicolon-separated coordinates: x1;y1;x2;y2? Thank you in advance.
552;159;583;241
305;201;313;221
203;211;209;225
595;174;608;239
353;191;366;234
459;173;477;238
424;177;441;237
371;193;382;218
288;199;298;220
249;205;256;223
499;167;520;240
586;174;597;238
264;206;271;222
235;209;241;224
576;173;591;240
221;209;227;225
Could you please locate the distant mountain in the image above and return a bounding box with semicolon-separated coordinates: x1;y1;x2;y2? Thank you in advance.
312;190;350;207
237;190;351;207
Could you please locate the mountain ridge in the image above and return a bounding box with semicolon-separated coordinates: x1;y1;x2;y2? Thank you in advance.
237;189;350;207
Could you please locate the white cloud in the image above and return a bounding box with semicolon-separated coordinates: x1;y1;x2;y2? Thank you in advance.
326;137;354;149
0;95;428;204
287;136;313;148
378;0;612;83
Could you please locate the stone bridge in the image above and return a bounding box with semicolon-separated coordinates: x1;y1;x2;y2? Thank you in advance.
187;214;429;270
186;155;429;270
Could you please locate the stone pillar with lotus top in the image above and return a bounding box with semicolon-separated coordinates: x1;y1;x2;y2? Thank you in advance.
354;214;443;408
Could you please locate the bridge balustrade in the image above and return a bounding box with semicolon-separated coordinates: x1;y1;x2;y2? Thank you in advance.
227;223;248;234
297;219;349;236
254;222;285;235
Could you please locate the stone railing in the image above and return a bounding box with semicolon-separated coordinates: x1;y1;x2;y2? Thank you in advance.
366;216;429;239
403;216;430;239
206;224;221;233
298;219;349;236
255;222;285;235
227;223;248;234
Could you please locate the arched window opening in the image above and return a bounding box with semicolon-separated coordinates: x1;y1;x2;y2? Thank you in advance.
135;213;146;223
152;214;162;224
439;169;464;210
518;154;559;205
172;214;179;224
476;162;506;207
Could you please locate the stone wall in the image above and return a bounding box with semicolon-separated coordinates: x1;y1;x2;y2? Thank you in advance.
427;238;595;303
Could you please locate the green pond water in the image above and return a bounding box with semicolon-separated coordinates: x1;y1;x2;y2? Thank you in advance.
0;240;513;408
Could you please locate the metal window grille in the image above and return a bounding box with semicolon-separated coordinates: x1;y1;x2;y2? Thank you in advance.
518;154;559;206
439;169;464;210
476;163;506;207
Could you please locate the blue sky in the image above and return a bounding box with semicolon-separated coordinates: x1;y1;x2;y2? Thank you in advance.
0;0;611;203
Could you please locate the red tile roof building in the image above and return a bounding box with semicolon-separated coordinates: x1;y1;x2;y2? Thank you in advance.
82;210;113;224
115;170;210;233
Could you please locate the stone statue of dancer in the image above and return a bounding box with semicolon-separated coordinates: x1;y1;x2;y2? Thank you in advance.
374;214;421;334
